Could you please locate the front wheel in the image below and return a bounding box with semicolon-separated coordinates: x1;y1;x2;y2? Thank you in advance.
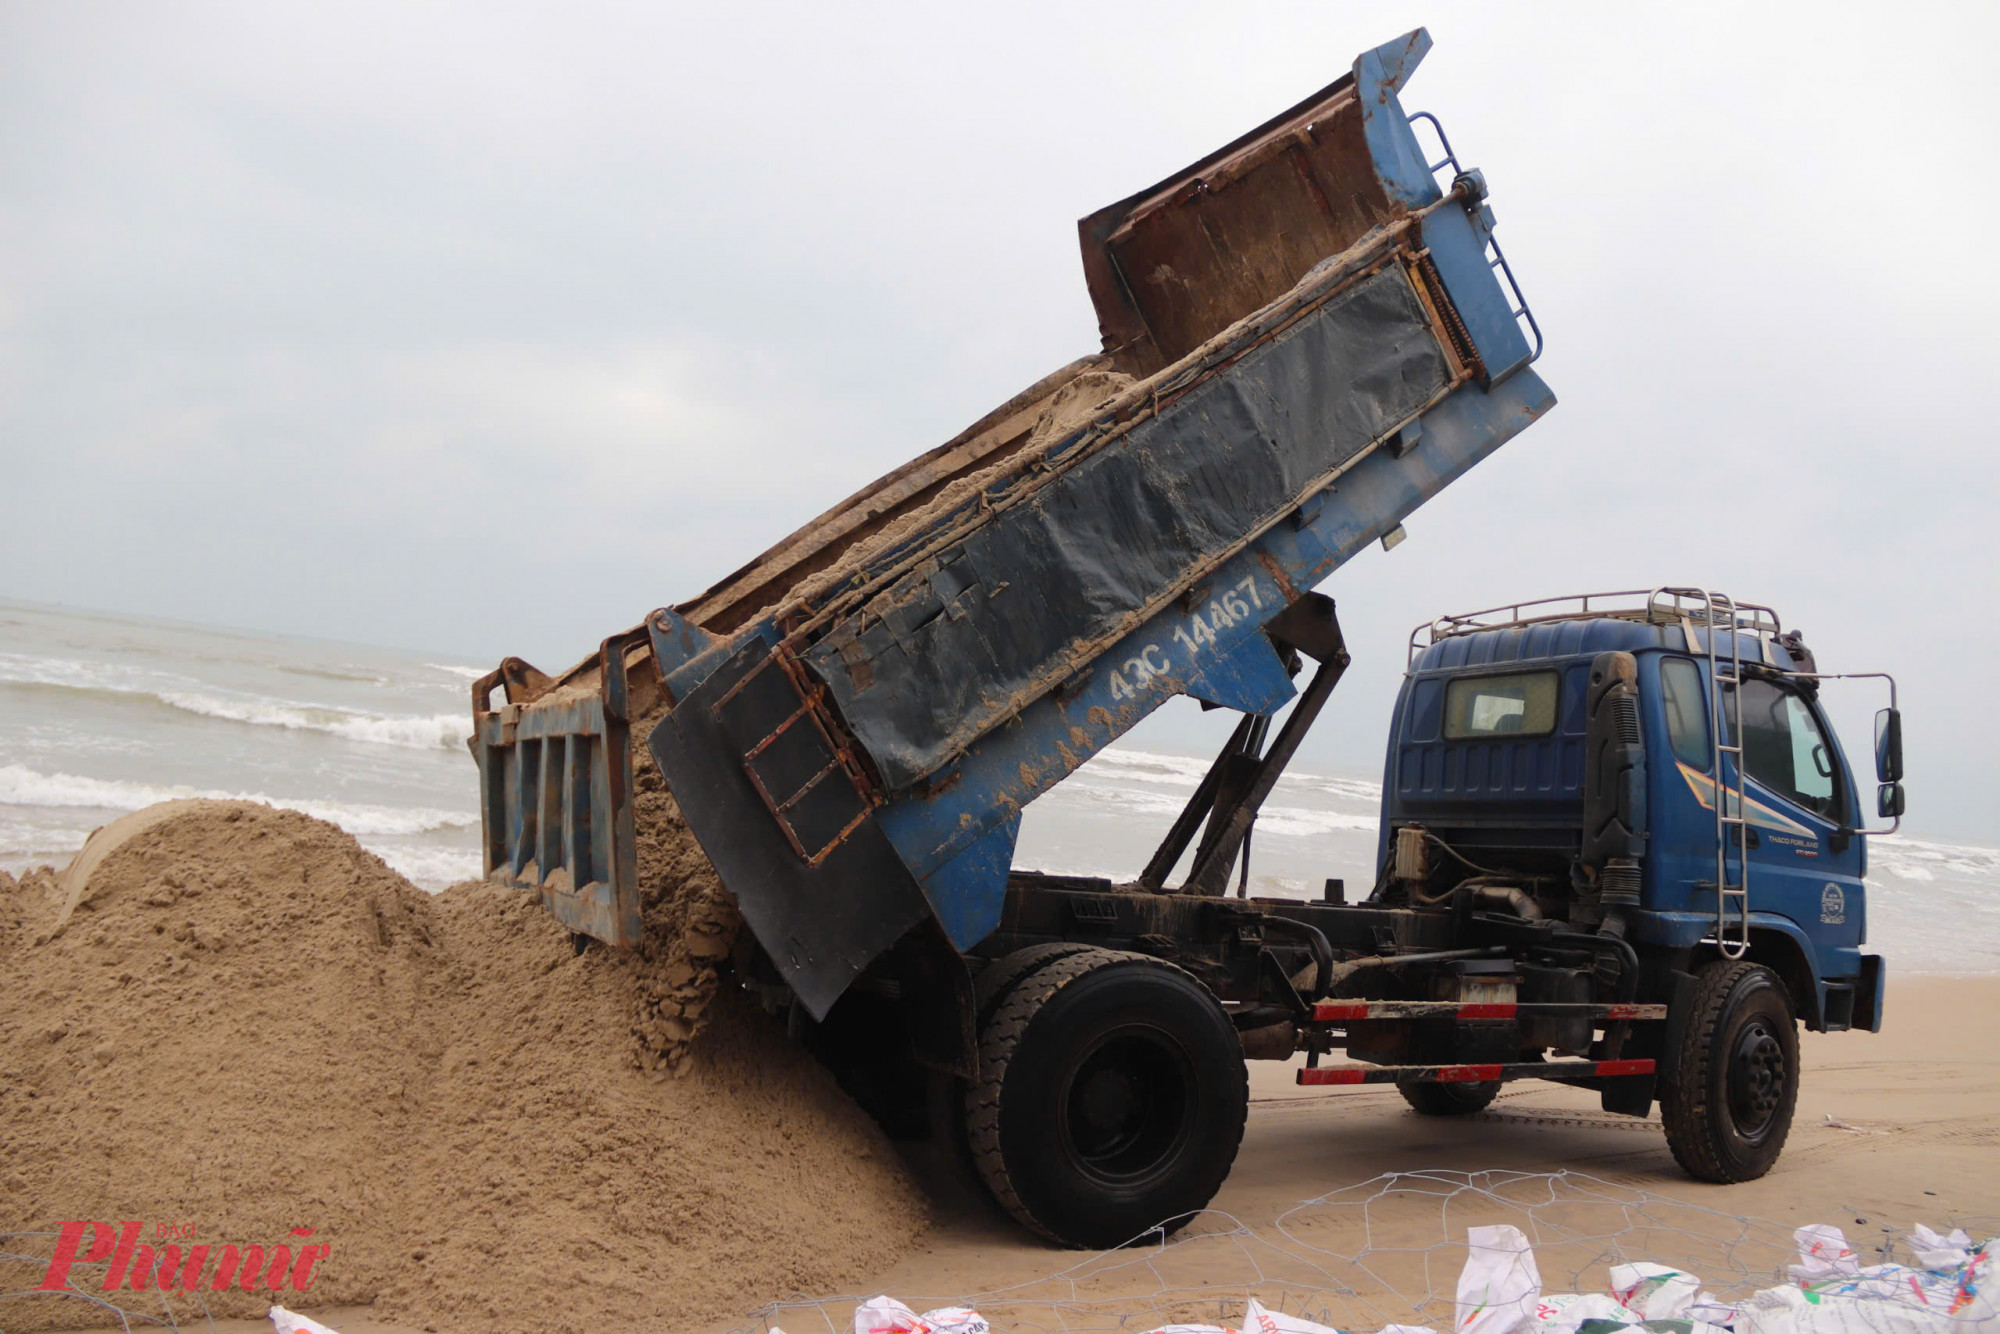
1660;960;1799;1182
966;949;1247;1248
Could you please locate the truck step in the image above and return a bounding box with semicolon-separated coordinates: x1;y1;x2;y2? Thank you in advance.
1296;1058;1655;1087
1309;1000;1667;1022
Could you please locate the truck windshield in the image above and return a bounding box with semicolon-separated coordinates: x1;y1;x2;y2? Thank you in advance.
1738;679;1839;819
1443;671;1558;739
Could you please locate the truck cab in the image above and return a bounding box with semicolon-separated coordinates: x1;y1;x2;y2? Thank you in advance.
1331;588;1898;1182
1385;589;1889;1037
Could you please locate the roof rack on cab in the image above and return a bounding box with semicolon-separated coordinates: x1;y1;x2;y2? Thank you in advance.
1407;585;1784;666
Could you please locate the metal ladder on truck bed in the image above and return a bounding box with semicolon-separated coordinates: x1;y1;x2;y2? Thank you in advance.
1656;587;1757;959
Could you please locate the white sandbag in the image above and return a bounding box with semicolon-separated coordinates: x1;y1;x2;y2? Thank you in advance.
1457;1224;1543;1334
1610;1263;1702;1321
1911;1228;1974;1273
1688;1294;1742;1328
856;1296;932;1334
921;1307;992;1334
1522;1291;1643;1334
1140;1325;1234;1334
1740;1283;1825;1334
1813;1263;1958;1306
1948;1246;1994;1334
1241;1297;1344;1334
1739;1280;1952;1334
269;1308;342;1334
1789;1226;1862;1285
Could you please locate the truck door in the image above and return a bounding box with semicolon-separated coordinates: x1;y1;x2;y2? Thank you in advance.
1730;675;1866;992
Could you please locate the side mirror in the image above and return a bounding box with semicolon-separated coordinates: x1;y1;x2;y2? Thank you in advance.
1877;782;1906;819
1874;708;1903;783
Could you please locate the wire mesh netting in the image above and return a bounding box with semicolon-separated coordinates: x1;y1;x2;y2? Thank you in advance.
741;1171;1997;1334
4;1170;1994;1334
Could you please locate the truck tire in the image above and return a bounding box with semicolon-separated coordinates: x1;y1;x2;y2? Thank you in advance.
1397;1080;1501;1116
1660;960;1799;1182
932;944;1102;1189
966;948;1248;1248
975;943;1099;1018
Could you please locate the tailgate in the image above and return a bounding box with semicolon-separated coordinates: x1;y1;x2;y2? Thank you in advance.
469;629;653;946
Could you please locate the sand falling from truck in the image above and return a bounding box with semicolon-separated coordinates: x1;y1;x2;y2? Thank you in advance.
0;800;928;1334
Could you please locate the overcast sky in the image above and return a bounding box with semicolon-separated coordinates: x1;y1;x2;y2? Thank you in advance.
4;1;1996;841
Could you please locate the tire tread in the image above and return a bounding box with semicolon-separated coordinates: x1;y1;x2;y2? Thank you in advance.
965;948;1246;1245
974;943;1098;1022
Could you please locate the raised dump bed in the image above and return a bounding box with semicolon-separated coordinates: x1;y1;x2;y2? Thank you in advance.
472;28;1554;1016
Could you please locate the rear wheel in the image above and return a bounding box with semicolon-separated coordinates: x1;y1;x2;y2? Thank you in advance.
1398;1079;1501;1116
1660;960;1799;1182
932;945;1101;1184
966;948;1247;1248
975;942;1098;1014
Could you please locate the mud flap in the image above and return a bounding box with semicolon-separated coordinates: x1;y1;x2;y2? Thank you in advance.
1648;976;1696;1104
1594;969;1692;1118
647;638;936;1021
890;918;979;1078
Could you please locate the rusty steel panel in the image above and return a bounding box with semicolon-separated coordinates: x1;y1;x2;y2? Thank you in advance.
469;633;644;947
1080;80;1388;375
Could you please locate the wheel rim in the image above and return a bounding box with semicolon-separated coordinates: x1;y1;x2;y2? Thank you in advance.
1058;1027;1196;1185
1726;1018;1786;1140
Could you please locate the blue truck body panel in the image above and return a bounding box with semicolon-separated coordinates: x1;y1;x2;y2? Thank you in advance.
474;29;1563;1015
888;365;1554;947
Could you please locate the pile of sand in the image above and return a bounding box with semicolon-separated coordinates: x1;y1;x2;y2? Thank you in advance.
0;801;927;1334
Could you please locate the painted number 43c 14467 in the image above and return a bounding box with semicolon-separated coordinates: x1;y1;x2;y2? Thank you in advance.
1106;576;1265;702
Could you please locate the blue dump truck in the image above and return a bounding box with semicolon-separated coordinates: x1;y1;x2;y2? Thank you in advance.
470;32;1904;1248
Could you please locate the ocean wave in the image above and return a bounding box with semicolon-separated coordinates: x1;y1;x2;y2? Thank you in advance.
1277;772;1385;803
1253;804;1380;839
370;842;484;891
1869;833;2000;883
0;651;199;695
276;663;391;685
1080;747;1218;787
426;662;490;681
1045;776;1377;841
156;692;466;750
1082;745;1383;805
1;651;467;750
0;763;475;837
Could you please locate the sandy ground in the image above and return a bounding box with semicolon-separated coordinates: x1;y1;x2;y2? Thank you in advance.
49;975;1998;1334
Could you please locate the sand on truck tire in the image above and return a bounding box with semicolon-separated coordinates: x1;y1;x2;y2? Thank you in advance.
0;801;928;1334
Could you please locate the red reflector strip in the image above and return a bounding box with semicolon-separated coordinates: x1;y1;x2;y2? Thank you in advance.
1295;1058;1655;1087
1309;1000;1670;1023
1457;1003;1517;1020
1435;1064;1505;1082
1602;1004;1665;1021
1298;1067;1367;1085
1314;1002;1371;1021
1593;1058;1655;1077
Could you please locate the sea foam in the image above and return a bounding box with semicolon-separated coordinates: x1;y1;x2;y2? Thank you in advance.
1;652;468;750
157;692;466;750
